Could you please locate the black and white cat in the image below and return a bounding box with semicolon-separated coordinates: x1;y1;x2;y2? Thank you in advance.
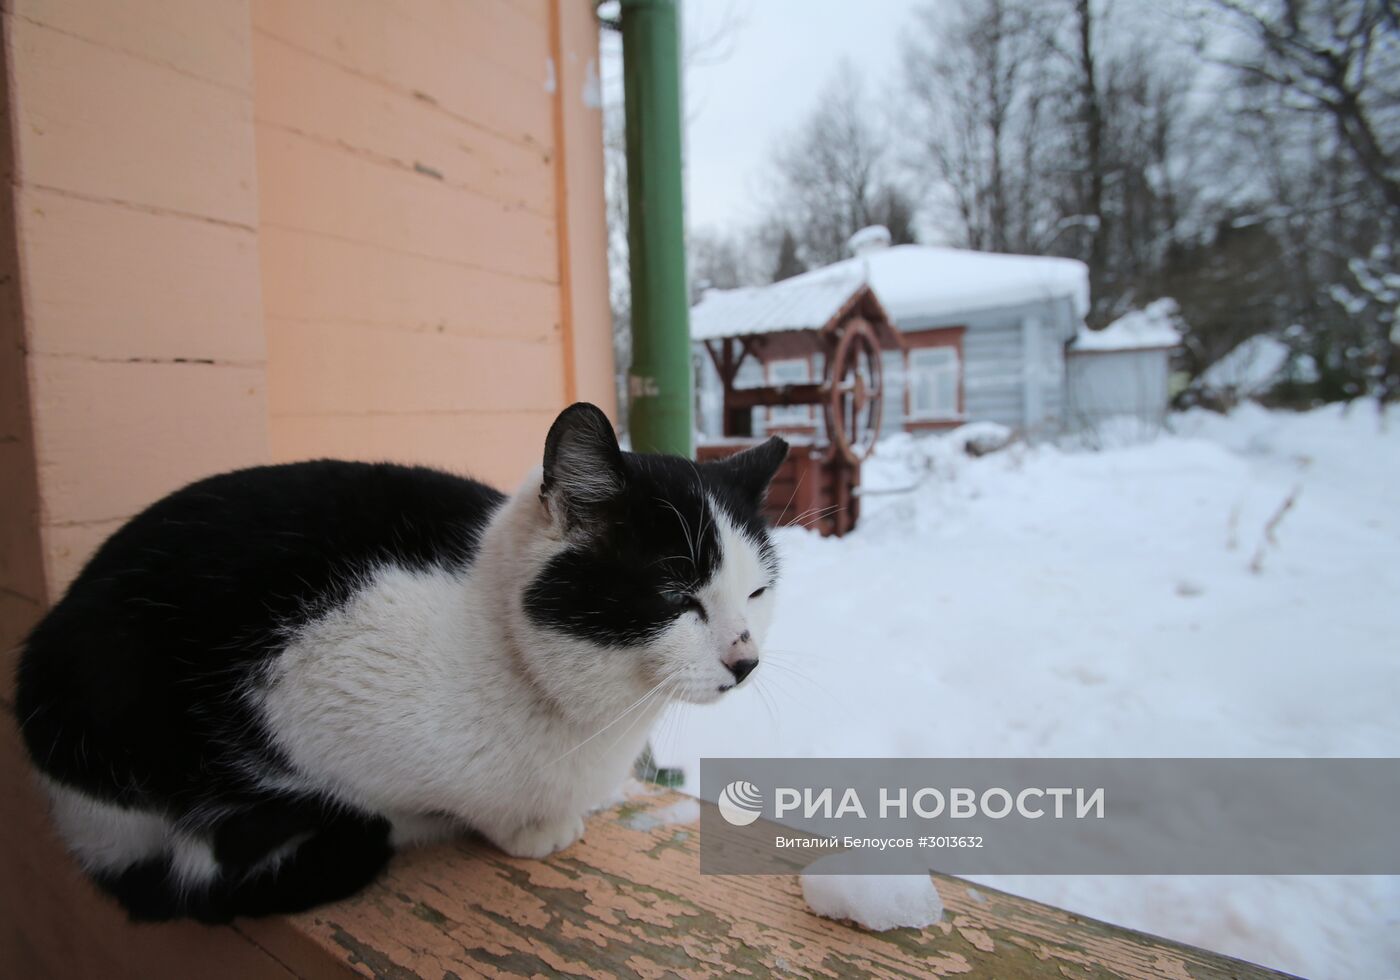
15;403;787;922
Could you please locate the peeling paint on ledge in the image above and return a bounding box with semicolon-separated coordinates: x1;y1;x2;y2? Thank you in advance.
277;786;1292;980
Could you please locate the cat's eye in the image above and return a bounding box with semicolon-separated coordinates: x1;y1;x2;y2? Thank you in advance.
749;587;767;600
662;591;705;618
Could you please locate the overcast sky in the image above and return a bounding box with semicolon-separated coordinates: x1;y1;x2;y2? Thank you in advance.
602;1;926;236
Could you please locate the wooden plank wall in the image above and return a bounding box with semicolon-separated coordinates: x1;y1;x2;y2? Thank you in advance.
1;0;270;605
0;1;614;974
0;3;275;973
254;0;613;490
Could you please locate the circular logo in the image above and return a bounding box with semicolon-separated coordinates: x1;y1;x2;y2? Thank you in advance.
717;780;763;826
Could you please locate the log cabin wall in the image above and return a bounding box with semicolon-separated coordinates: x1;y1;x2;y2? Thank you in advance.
0;2;612;973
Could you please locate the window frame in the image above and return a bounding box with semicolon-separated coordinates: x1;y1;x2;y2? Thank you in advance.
906;344;962;421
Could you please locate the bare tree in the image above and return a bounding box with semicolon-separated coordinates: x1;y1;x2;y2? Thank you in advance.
688;227;763;294
765;63;913;267
1030;0;1209;322
1215;0;1400;214
1073;0;1108;292
902;0;1056;252
894;0;1393;398
903;0;1207;322
1212;0;1400;400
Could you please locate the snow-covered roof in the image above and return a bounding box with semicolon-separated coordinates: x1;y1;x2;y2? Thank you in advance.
690;265;867;341
691;244;1089;341
1072;298;1183;352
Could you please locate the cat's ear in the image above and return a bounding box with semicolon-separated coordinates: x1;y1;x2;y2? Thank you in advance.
717;436;788;507
541;403;625;530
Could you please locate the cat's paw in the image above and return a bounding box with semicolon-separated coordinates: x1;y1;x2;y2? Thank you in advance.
492;815;586;859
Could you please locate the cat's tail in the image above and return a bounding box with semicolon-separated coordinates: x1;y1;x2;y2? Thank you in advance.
85;796;394;922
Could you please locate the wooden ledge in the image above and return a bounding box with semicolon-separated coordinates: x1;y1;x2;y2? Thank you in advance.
235;785;1291;979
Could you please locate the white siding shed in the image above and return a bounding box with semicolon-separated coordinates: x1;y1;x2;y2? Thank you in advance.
1064;299;1182;434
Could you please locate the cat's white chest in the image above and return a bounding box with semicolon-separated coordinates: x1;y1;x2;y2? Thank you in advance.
257;561;645;839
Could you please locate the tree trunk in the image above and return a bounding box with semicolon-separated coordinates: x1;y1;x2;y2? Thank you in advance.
1076;0;1107;320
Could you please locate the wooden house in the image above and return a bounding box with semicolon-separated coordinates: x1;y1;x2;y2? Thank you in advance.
695;226;1091;443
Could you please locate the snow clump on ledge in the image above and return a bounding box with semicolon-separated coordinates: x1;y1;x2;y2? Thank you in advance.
801;874;944;932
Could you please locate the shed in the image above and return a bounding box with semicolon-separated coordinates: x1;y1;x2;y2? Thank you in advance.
1066;298;1183;434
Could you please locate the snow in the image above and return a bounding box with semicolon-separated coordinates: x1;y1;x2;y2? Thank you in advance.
1200;335;1291;396
1073;298;1182;352
618;797;701;833
690;266;867;341
690;243;1090;340
946;420;1013;456
801;872;944;932
653;400;1400;979
847;224;893;255
854;244;1090;322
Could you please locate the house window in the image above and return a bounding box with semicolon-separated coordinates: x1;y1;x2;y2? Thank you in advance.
766;357;813;426
908;346;960;420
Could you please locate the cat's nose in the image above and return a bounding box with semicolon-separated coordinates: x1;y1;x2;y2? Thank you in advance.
727;658;758;684
722;629;757;684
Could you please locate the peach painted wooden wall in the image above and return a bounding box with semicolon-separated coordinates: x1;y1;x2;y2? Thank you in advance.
0;1;611;974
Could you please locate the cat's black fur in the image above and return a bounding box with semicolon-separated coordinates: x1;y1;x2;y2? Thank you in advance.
15;404;786;922
19;461;503;807
528;415;783;645
18;460;502;920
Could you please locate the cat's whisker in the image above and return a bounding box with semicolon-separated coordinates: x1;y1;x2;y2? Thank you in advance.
775;466;807;527
755;658;821;714
794;502;846;524
785;502;836;528
792;504;848;530
760;650;822;682
554;670;680;763
758;655;839;702
647;688;685;765
750;674;779;732
687;461;714;563
784;506;818;526
760;656;818;681
666;706;687;764
763;678;783;732
657;497;698;568
789;499;835;520
648;554;694;568
666;682;695;765
604;672;681;757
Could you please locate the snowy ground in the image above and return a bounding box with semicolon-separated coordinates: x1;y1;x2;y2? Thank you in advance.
653;401;1400;979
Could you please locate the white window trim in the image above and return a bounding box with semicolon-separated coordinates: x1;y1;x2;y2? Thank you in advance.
906;345;962;421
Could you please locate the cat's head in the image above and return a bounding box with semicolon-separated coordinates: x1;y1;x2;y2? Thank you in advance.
520;403;787;708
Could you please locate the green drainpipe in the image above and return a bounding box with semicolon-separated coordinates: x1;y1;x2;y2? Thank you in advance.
619;0;692;457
